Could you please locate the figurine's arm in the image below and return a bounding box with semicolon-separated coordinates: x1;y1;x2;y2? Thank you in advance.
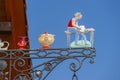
72;19;79;28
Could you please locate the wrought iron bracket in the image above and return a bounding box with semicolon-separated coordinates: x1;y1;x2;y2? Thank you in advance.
0;48;96;80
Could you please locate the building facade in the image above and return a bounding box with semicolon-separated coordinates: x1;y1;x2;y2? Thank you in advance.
0;0;31;79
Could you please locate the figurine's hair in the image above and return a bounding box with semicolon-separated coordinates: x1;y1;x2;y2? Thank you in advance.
74;12;82;17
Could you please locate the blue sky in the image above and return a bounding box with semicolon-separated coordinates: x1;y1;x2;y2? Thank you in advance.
27;0;120;80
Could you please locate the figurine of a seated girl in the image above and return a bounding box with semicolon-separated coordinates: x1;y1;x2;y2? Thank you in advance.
65;12;95;48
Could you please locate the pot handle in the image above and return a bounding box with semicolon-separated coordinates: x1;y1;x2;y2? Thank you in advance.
3;41;9;49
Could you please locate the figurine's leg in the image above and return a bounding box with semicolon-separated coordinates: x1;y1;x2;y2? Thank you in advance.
81;33;87;44
80;33;83;42
75;30;79;45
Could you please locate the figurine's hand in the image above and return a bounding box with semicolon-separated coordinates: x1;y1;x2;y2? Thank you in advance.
76;26;81;29
77;26;86;32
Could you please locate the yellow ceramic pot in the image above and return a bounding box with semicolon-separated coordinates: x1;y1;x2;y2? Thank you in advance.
38;32;55;48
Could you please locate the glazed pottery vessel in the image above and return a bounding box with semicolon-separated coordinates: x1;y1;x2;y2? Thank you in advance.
0;39;9;50
38;32;55;48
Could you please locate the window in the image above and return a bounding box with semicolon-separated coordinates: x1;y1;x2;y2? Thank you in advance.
0;22;12;32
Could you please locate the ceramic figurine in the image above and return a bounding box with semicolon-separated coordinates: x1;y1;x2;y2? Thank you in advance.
67;12;83;45
65;12;95;48
17;36;28;49
0;39;9;50
38;32;55;49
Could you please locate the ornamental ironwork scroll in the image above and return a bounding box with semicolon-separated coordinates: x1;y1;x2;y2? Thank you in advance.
0;48;96;80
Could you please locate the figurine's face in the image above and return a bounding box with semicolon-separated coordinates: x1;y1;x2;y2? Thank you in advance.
76;15;82;20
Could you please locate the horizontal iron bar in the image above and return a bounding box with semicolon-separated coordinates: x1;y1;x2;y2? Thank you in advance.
0;47;95;52
0;54;96;60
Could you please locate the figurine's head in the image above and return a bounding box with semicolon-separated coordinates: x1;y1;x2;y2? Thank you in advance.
74;12;82;20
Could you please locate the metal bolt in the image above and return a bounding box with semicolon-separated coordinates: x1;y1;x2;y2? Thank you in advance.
0;60;7;70
44;63;53;71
